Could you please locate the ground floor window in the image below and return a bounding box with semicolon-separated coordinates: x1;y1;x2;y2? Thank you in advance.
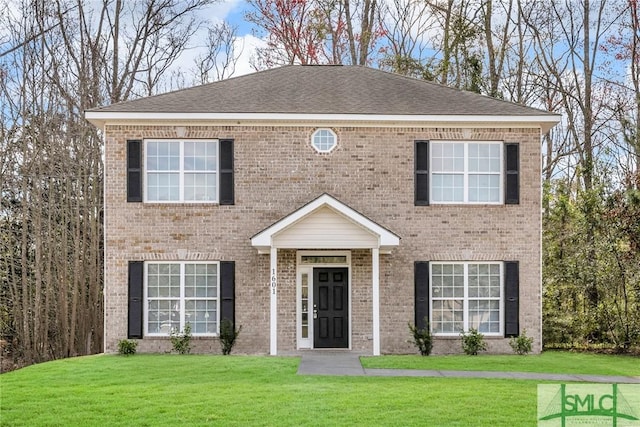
431;262;502;335
145;262;219;336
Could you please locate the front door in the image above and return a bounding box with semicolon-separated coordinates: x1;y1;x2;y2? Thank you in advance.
313;268;348;348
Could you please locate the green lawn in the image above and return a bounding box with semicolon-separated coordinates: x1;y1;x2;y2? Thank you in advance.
0;352;636;426
361;351;640;376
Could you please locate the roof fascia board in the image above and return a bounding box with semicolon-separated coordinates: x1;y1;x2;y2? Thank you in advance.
85;112;561;133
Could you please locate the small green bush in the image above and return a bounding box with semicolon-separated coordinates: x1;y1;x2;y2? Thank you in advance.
460;328;487;355
408;318;433;356
219;319;242;355
117;339;137;356
509;329;534;355
170;323;192;354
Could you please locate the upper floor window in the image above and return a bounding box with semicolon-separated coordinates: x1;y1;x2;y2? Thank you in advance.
311;128;337;153
145;140;218;202
415;140;518;205
431;141;502;204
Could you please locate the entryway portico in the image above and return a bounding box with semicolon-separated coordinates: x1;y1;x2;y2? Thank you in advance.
251;194;400;356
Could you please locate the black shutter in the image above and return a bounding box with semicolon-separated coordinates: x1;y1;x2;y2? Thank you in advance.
504;143;519;204
219;139;234;205
220;261;235;326
504;261;519;337
414;261;430;329
415;141;429;205
127;140;143;202
128;261;144;339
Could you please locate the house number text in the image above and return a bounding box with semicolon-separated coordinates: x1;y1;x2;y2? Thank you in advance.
271;268;277;295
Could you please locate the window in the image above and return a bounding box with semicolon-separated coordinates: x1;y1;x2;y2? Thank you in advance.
416;140;518;206
301;273;309;339
430;262;502;335
431;141;502;203
145;262;219;336
145;140;218;202
300;255;348;264
311;128;337;153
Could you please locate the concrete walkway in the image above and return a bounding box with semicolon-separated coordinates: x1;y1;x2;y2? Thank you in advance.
297;352;640;384
297;351;366;376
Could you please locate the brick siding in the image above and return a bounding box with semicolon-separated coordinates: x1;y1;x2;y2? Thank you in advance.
104;124;542;355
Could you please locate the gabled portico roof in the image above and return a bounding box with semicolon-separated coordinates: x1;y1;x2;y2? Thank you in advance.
250;194;400;254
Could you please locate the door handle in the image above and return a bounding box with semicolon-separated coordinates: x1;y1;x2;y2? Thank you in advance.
313;309;318;319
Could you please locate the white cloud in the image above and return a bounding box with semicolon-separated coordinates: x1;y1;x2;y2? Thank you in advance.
199;0;244;22
233;33;267;77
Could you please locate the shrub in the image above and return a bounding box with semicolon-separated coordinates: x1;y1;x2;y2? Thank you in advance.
408;318;433;356
509;329;534;355
219;319;242;355
170;323;192;354
117;339;137;356
460;328;487;355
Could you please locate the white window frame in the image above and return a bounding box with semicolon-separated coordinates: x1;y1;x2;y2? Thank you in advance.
144;139;219;203
311;128;338;153
430;141;503;204
144;261;220;337
430;261;503;336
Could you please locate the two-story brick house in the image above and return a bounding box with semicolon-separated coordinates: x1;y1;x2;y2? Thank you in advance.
86;65;559;355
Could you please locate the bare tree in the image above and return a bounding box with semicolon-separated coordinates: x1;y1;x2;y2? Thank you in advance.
246;0;326;67
602;0;640;177
194;21;242;84
378;0;436;78
342;0;379;65
480;0;514;97
245;0;382;68
0;0;215;370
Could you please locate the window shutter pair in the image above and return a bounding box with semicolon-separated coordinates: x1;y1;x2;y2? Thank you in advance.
126;139;234;204
127;261;236;339
413;261;520;337
414;141;520;205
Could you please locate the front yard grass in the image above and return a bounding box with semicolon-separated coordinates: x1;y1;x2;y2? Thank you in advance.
1;352;636;426
360;351;640;376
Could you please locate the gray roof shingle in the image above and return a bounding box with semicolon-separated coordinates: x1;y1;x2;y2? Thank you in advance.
88;65;555;117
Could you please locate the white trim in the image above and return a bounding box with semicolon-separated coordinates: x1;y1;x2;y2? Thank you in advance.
372;248;380;356
85;111;561;133
296;251;351;350
251;194;400;253
270;248;278;355
103;151;108;353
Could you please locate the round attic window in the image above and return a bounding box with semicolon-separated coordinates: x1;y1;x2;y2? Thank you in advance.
311;128;337;153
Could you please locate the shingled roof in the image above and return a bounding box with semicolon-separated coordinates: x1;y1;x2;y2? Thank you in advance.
87;65;556;117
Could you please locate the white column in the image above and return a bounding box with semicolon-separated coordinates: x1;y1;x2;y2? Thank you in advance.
270;248;278;355
372;248;380;356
